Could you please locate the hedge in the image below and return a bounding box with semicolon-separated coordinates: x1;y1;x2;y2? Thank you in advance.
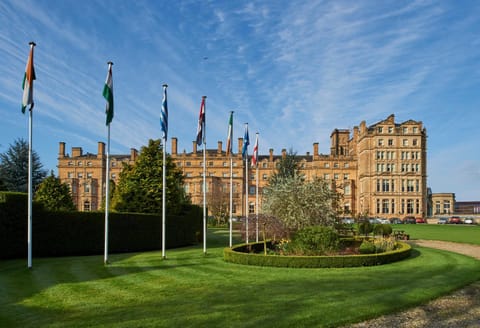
0;192;202;259
224;240;412;268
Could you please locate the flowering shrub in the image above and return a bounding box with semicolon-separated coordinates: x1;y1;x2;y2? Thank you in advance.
360;237;397;254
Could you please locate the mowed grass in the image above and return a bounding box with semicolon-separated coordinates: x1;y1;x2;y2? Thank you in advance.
0;228;479;328
392;223;480;245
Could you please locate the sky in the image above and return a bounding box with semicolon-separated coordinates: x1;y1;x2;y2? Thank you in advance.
1;0;479;201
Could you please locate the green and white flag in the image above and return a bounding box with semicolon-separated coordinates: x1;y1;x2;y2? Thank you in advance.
103;62;114;125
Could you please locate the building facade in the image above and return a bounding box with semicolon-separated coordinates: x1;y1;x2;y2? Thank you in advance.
58;114;429;218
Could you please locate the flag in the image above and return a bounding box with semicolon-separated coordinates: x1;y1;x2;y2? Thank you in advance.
196;96;206;146
252;133;259;167
226;111;233;156
103;62;114;125
22;42;36;114
242;123;249;159
160;84;168;139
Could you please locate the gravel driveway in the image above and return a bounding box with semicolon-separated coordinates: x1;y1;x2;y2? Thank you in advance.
345;240;480;328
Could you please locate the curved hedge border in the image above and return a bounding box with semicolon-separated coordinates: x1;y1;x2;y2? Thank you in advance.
224;240;412;268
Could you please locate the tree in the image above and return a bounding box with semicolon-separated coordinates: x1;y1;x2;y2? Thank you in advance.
111;139;188;214
34;171;76;211
268;148;301;186
262;175;340;232
0;138;47;192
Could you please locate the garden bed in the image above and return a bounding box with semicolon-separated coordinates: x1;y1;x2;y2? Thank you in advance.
224;239;412;268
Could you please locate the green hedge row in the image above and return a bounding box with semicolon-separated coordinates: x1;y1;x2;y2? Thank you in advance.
224;240;412;268
0;192;202;259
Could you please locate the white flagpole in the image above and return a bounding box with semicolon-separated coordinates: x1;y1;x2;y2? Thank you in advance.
104;125;110;264
229;156;233;247
161;84;168;259
245;154;249;244
256;156;259;243
26;41;36;269
27;102;33;269
104;61;113;265
202;96;207;255
162;136;166;258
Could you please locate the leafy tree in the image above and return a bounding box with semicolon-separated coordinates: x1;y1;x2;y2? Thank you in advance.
112;139;188;214
269;148;301;186
34;171;76;211
0;138;47;192
262;175;340;232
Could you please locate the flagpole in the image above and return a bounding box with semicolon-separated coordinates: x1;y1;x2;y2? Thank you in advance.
27;100;33;269
103;61;113;265
245;154;249;243
228;111;234;248
104;124;110;264
26;41;36;269
202;96;207;255
255;144;259;243
161;84;168;259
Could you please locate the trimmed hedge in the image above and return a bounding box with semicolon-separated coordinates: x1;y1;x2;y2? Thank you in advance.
0;192;202;259
224;240;412;268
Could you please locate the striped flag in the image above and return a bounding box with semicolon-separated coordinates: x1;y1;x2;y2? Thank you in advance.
196;96;206;146
22;42;36;114
103;62;114;125
160;84;168;139
242;123;249;159
252;133;259;167
226;111;233;156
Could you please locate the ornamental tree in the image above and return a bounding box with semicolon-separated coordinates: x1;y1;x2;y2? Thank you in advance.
34;171;76;211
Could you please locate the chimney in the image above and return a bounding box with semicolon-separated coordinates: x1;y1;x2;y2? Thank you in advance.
306;151;310;157
313;143;319;160
238;138;243;154
217;141;222;154
97;142;105;158
130;148;138;161
59;142;66;158
281;149;287;159
269;148;274;162
171;137;178;155
193;141;197;154
72;147;82;157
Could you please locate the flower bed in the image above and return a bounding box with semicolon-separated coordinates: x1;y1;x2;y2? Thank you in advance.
223;239;412;268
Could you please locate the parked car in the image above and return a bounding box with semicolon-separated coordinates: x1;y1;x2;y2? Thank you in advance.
437;217;448;224
341;217;354;224
415;217;426;224
378;218;390;224
402;216;416;224
389;217;402;224
368;218;381;224
449;216;462;224
463;217;474;224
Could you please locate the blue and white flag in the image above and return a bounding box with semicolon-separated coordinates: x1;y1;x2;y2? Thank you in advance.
242;123;249;159
160;84;168;139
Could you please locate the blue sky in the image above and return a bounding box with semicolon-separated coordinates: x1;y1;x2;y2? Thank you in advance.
1;0;479;201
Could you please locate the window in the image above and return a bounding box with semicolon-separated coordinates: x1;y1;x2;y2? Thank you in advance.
407;180;414;192
382;179;390;192
388;139;393;146
67;172;73;178
223;173;228;178
377;126;383;133
249;186;256;195
85;183;90;193
344;163;349;168
68;161;73;166
376;199;381;214
444;200;450;214
111;173;116;179
388;126;394;133
324;174;330;180
334;173;339;180
208;161;213;166
87;162;92;166
78;161;83;166
435;201;441;214
413;139;418;146
87;172;93;178
223;162;228;167
413;127;418;133
324;163;330;168
186;172;192;177
343;174;349;180
407;199;414;214
186;161;191;166
262;174;268;180
250;174;255;180
84;201;90;212
111;161;117;167
403;127;408;134
333;163;339;168
402;139;408;146
378;139;384;146
382;199;389;214
344;185;351;195
262;163;268;168
78;173;83;178
249;202;255;214
391;199;395;213
184;184;190;193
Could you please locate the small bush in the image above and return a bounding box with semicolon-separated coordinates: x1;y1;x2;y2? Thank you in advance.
359;240;376;254
289;226;339;255
358;221;373;235
373;224;393;236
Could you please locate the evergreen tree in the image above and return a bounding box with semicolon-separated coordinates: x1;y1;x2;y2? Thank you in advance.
0;138;47;192
111;139;188;214
268;148;301;185
34;171;76;211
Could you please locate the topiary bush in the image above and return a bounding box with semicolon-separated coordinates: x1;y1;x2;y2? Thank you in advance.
373;224;392;236
359;240;376;254
358;220;373;236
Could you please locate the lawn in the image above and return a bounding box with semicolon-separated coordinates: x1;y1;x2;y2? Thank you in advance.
392;223;480;245
0;228;479;327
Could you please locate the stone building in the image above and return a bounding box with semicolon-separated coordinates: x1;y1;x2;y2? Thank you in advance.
57;114;429;218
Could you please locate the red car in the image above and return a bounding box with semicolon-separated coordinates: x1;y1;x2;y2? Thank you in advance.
415;218;426;224
449;216;462;224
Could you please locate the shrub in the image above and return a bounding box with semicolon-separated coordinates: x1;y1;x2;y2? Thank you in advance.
359;240;376;254
373;224;392;236
358;221;373;235
289;226;339;255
